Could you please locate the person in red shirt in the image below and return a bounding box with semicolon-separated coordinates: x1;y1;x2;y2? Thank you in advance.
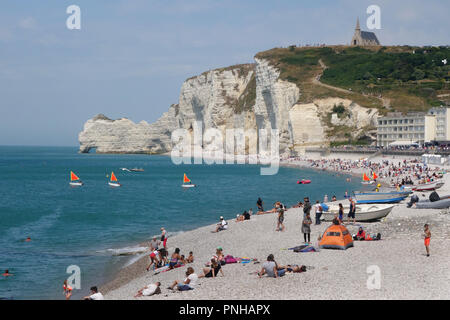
355;227;366;240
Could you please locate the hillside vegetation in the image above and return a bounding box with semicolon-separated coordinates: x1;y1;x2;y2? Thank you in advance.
256;45;450;114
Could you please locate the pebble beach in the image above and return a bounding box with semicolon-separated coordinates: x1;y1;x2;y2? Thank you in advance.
102;155;450;300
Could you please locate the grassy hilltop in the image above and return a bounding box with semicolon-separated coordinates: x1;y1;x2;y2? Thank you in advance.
256;45;450;114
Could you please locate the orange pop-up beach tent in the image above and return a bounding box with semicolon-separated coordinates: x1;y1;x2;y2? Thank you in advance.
319;224;354;250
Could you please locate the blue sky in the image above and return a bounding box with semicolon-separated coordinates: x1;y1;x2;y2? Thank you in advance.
0;0;448;146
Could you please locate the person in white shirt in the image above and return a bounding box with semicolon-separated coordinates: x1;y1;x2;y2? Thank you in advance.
168;267;198;291
134;282;161;297
214;217;228;232
83;286;104;300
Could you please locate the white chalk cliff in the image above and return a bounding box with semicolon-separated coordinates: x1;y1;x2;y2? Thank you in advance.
79;59;378;155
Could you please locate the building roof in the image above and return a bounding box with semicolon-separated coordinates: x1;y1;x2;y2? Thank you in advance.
360;31;379;43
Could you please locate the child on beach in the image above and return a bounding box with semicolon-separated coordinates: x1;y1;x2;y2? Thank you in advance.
135;282;161;297
187;251;194;263
424;224;431;257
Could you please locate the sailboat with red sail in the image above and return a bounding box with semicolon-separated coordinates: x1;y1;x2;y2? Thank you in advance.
181;173;196;188
108;171;121;187
361;173;374;185
69;171;83;187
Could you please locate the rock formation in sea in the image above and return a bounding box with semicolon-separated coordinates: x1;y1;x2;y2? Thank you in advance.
79;59;378;155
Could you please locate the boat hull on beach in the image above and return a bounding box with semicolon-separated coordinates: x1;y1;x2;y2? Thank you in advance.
353;191;408;204
322;203;394;221
412;181;444;191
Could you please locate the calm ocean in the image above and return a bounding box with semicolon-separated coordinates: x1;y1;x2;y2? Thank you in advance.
0;146;360;299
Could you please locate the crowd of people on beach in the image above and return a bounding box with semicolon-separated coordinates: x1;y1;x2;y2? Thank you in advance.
52;155;439;299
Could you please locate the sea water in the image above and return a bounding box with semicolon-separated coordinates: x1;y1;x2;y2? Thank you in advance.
0;146;361;299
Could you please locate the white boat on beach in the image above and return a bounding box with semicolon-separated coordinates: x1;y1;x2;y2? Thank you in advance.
353;191;409;204
322;203;394;221
412;180;444;191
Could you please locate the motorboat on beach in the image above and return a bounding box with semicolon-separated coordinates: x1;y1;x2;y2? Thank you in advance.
412;180;444;191
408;192;450;209
322;203;394;221
353;191;409;204
69;171;83;187
413;197;450;209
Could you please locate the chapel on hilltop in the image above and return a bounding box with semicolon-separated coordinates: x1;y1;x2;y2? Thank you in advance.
351;18;380;46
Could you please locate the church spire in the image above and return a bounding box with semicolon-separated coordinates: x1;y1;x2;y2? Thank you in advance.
355;17;360;31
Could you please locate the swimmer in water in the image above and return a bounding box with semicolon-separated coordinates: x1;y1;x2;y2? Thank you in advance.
25;237;31;242
2;270;13;277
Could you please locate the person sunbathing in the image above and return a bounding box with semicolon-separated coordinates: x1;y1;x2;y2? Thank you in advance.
199;259;224;278
257;202;280;215
168;248;181;269
135;282;161;297
285;264;307;273
168;267;198;291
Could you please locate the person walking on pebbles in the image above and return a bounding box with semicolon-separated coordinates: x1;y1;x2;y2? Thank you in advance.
423;224;431;257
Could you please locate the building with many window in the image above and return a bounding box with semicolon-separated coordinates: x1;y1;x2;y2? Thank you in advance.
428;106;450;140
376;107;450;147
376;112;435;147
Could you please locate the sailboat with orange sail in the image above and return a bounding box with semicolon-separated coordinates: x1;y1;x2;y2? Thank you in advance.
361;173;374;185
108;171;121;187
182;173;196;188
69;171;83;187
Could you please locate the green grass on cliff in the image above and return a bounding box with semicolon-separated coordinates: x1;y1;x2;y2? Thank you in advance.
256;45;450;114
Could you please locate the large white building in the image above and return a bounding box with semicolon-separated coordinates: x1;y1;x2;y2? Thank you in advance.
376;106;450;147
428;106;450;140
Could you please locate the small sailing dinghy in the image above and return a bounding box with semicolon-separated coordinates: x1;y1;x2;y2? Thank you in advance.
361;173;374;185
108;171;121;187
69;171;83;187
182;173;196;188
